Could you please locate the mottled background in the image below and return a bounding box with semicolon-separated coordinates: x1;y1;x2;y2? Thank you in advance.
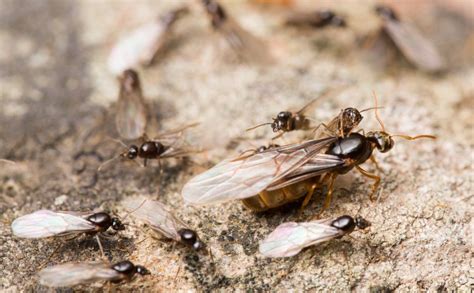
0;0;472;291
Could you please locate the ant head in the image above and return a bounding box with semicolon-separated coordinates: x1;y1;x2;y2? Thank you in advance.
111;217;126;231
319;10;335;22
203;0;226;26
367;131;394;153
135;265;151;276
271;111;291;132
123;145;139;160
375;5;398;21
121;69;140;92
331;15;346;27
354;216;371;230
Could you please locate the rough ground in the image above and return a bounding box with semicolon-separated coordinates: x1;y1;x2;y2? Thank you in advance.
0;0;472;292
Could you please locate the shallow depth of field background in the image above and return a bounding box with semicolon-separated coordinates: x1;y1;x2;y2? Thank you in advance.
0;0;472;291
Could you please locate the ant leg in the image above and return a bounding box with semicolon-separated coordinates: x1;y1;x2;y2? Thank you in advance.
143;158;148;167
272;132;284;140
322;173;337;211
370;155;383;173
95;235;107;260
356;165;381;201
299;179;320;213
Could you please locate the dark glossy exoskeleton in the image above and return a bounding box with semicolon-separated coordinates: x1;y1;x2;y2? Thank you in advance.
38;260;150;287
125;141;166;163
286;10;346;28
86;212;126;233
178;228;205;250
330;215;371;233
111;261;150;282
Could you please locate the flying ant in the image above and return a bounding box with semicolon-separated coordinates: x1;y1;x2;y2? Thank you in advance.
201;0;273;64
39;260;150;287
286;10;346;28
98;123;199;171
11;210;125;258
182;93;436;212
247;88;350;139
124;198;205;250
108;7;189;75
259;215;370;257
368;5;445;73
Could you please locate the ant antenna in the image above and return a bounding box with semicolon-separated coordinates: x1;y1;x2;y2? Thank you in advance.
0;159;16;165
123;198;148;221
246;122;272;132
390;134;436;140
106;137;128;148
97;154;123;171
372;91;385;132
359;106;384;113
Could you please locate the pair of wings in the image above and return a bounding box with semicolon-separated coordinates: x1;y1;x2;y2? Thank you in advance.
39;263;122;287
182;136;344;205
380;14;445;72
205;1;273;64
107;7;188;75
11;210;99;238
124;199;187;242
258;217;347;258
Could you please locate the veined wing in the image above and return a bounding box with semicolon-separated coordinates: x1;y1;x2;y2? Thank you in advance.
115;72;147;140
107;22;166;75
124;199;184;241
219;17;273;64
259;219;342;257
39;262;120;287
11;210;96;238
267;154;344;190
182;137;336;205
383;19;445;72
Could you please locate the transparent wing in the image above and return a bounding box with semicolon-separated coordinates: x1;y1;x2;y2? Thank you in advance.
218;17;273;64
182;137;336;205
384;20;445;72
11;210;96;238
38;263;120;287
259;220;343;257
115;82;147;141
107;22;166;75
124;199;185;241
267;154;344;190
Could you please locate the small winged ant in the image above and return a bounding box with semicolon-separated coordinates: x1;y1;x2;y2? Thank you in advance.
11;210;125;258
108;7;189;75
259;215;370;257
124;198;205;250
368;5;445;73
201;0;273;63
38;260;150;287
286;10;346;28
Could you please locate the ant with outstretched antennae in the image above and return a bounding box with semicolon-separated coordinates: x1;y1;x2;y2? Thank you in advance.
98;123;200;171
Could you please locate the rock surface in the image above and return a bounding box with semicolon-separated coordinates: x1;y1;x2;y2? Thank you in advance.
0;0;472;291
